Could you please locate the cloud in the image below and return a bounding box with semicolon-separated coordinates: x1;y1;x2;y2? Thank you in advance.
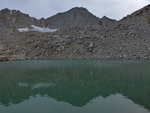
0;0;149;20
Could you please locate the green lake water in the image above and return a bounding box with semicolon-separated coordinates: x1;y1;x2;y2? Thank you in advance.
0;60;150;113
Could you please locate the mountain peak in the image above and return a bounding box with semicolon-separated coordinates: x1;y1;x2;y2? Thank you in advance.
99;16;117;25
0;8;38;28
1;8;21;15
46;7;100;28
68;7;88;12
1;8;12;15
101;16;111;20
1;8;10;12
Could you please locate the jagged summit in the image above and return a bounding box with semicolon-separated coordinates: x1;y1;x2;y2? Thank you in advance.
99;16;117;25
52;7;92;17
67;7;89;12
102;16;109;19
1;8;21;15
0;8;39;28
46;7;101;28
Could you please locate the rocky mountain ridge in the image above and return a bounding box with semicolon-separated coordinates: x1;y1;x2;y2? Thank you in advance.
0;7;116;29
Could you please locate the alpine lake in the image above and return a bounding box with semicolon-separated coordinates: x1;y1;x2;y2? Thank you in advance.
0;60;150;113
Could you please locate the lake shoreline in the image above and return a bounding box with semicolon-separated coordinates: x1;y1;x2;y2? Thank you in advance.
0;58;149;62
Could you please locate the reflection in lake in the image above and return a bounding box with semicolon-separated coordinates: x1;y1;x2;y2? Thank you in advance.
0;60;150;113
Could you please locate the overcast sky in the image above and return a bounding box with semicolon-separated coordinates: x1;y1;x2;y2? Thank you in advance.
0;0;149;20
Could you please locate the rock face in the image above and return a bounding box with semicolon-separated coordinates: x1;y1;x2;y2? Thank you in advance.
46;7;101;28
120;4;150;25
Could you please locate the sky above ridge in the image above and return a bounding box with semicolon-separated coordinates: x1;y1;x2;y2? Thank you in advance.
0;0;149;20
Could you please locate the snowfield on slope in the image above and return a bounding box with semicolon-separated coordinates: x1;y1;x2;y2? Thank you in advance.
18;25;57;33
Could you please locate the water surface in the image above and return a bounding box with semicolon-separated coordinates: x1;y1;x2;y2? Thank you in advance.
0;60;150;113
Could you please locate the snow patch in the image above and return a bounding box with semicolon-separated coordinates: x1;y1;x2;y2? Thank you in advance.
18;25;57;33
18;28;29;32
